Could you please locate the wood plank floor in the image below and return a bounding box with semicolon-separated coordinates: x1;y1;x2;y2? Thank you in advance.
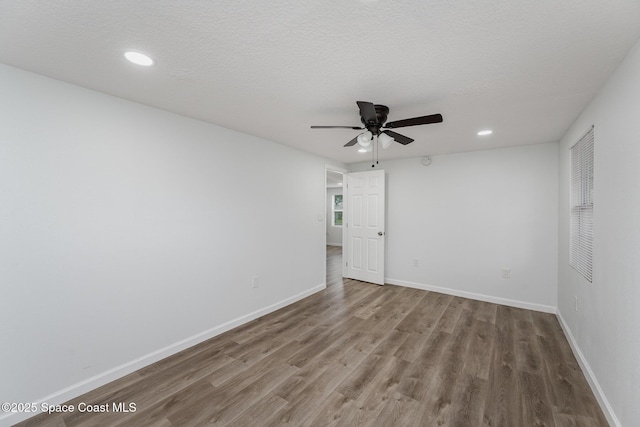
16;246;607;426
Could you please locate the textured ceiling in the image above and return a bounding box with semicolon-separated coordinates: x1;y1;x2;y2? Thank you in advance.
1;1;639;164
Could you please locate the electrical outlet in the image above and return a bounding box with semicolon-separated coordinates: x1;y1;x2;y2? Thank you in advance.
502;268;511;279
412;259;419;268
575;296;578;312
252;276;259;288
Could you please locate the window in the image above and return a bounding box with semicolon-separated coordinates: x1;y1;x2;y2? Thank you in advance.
332;194;343;226
570;126;594;282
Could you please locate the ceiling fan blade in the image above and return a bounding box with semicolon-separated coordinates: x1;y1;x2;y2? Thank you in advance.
311;125;363;129
384;113;443;129
344;135;359;147
357;101;378;124
382;130;414;145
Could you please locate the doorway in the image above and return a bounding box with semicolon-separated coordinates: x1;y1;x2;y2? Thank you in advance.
325;167;347;285
324;167;387;287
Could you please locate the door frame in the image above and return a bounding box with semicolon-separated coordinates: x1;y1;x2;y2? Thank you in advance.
325;165;349;280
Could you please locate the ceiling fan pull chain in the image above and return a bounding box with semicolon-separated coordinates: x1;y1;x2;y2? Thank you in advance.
371;137;375;167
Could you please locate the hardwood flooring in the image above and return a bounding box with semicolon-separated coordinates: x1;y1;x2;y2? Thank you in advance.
16;246;607;426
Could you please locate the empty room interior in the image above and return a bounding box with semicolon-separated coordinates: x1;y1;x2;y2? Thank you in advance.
1;2;640;426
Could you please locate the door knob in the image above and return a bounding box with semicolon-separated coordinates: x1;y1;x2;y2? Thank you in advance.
378;231;384;236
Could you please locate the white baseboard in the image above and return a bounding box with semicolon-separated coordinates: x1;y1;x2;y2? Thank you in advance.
0;283;326;427
326;242;342;247
385;278;556;314
555;310;620;427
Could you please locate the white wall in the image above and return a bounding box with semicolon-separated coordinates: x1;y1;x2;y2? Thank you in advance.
351;143;558;311
557;38;640;427
0;63;334;425
326;187;343;246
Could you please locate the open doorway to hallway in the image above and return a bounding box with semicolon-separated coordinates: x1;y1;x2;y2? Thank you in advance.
325;168;345;284
326;245;342;287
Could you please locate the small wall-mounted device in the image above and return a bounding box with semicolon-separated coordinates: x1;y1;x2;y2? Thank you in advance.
421;156;432;166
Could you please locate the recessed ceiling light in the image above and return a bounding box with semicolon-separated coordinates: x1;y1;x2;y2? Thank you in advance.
477;130;493;136
124;51;154;66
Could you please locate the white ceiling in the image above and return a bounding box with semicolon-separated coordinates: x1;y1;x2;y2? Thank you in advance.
2;1;639;165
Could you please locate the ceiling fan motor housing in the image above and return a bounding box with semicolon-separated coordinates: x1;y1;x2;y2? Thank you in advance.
360;104;389;135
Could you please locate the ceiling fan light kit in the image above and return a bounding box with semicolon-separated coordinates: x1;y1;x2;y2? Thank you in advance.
378;132;394;149
357;131;373;147
311;101;443;165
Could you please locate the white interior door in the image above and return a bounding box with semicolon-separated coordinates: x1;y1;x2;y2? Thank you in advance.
346;170;386;285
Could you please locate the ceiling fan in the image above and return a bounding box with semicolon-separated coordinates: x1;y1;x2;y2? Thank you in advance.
311;101;443;149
